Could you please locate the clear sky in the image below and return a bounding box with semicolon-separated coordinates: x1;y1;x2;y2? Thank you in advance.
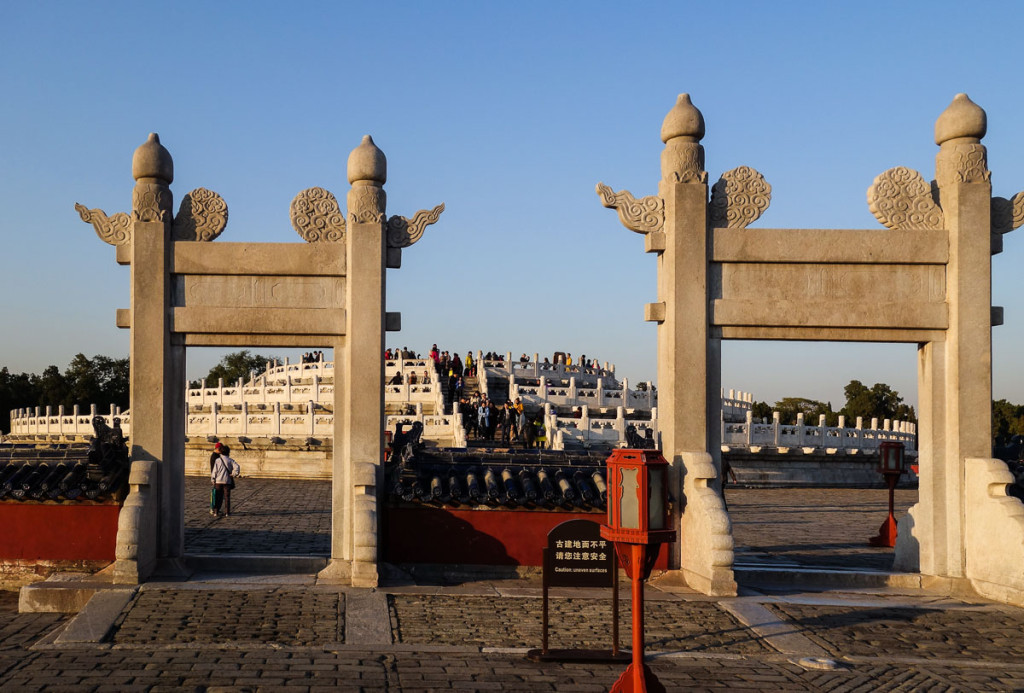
3;1;1024;411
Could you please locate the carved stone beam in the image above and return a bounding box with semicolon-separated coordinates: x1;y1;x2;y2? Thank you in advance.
172;188;229;241
866;166;944;231
75;203;132;246
595;183;664;240
385;203;445;268
709;166;772;228
992;192;1024;234
290;187;346;242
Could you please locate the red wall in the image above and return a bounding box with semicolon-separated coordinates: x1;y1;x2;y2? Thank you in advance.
385;506;670;569
0;504;119;561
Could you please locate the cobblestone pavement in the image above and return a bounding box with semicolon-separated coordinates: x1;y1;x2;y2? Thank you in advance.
5;584;1024;691
185;477;331;555
729;488;918;571
5;483;1014;691
389;595;769;653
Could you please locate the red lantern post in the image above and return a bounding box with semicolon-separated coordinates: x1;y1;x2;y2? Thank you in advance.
868;441;906;547
601;449;676;692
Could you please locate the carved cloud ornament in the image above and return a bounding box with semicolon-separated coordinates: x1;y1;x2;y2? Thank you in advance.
173;188;228;241
595;183;664;234
387;203;445;249
290;187;346;242
75;203;132;246
866;166;944;231
709;166;772;228
992;192;1024;234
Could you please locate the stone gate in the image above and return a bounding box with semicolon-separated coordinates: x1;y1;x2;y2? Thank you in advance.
77;133;443;586
598;93;1024;605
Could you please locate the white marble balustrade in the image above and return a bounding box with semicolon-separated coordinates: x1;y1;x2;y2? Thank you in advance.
722;411;917;452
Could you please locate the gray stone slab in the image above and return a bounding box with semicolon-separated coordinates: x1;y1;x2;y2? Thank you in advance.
54;588;136;644
720;599;830;658
344;590;392;646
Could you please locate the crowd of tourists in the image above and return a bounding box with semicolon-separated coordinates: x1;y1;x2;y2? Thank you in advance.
458;395;547;449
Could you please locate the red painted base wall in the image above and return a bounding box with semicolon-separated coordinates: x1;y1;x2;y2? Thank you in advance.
0;504;119;561
385;506;670;569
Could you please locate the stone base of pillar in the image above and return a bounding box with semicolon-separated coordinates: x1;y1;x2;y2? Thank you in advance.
351;560;379;588
965;458;1024;608
316;559;353;584
678;452;737;597
112;558;148;585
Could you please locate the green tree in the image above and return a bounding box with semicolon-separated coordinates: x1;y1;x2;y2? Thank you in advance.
62;354;130;410
771;397;837;426
993;399;1024;445
198;350;278;388
33;364;69;408
0;367;39;434
840;379;917;425
751;400;773;423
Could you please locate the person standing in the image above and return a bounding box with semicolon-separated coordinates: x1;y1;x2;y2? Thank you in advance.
211;445;240;517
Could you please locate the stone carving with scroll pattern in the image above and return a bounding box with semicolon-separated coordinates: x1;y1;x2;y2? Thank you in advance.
290;187;346;243
75;204;132;246
595;183;664;234
866;166;944;231
709;166;772;228
173;188;229;241
348;187;387;225
387;203;445;249
991;192;1024;234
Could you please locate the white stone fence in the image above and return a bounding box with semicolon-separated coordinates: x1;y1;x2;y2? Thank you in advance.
9;402;915;455
544;406;659;450
722;411;917;452
8;404;129;438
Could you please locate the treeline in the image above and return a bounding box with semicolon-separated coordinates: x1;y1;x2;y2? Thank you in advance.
750;380;917;428
0;354;129;433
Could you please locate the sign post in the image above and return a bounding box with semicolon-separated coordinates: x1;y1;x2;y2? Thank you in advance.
527;518;629;663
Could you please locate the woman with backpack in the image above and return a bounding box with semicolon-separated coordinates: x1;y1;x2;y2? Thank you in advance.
211;444;241;517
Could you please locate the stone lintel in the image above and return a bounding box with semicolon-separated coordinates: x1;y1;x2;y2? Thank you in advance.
172;307;346;336
385;312;401;332
719;325;947;343
713;299;947;331
712;228;948;264
173;242;346;277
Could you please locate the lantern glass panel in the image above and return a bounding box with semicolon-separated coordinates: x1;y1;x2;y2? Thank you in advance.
620;467;640;529
648;467;665;530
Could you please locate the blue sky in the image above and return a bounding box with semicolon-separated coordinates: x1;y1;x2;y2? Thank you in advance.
2;1;1024;410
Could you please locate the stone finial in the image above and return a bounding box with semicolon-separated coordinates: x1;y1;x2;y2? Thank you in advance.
935;93;987;145
661;93;705;144
132;133;173;183
347;135;387;186
934;94;990;188
661;93;707;184
132;133;173;223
